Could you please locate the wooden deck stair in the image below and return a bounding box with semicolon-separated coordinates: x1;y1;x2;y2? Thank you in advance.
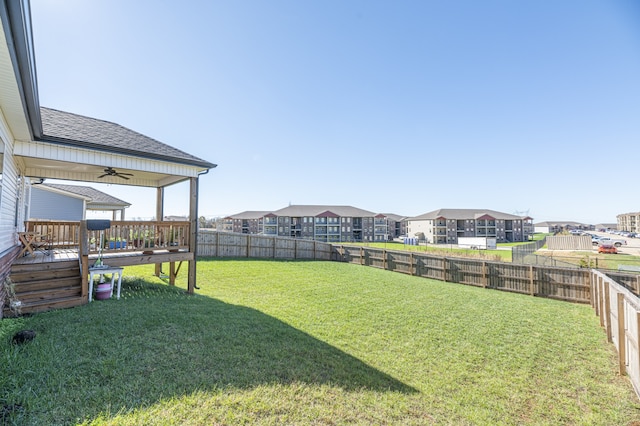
5;260;84;316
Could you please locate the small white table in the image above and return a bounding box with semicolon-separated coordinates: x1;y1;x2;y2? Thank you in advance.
88;266;124;302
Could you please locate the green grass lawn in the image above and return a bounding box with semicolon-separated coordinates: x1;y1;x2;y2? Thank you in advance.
2;259;639;425
535;250;640;271
339;241;512;262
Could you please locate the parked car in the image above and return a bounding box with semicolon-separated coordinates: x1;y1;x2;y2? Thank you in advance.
597;237;627;247
598;243;618;254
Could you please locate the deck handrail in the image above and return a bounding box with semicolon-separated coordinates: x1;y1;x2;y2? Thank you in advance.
25;220;191;255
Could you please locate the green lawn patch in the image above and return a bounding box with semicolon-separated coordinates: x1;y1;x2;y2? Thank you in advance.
535;250;640;271
1;259;639;424
340;241;512;262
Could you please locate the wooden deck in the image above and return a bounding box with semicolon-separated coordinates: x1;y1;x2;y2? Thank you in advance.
13;247;193;267
4;220;199;316
7;247;194;316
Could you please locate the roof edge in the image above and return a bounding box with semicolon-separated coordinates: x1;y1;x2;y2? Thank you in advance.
36;134;217;170
1;0;42;138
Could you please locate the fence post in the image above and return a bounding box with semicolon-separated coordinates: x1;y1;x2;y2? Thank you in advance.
247;235;251;258
360;247;364;266
294;239;297;260
383;249;387;271
636;311;640;385
593;273;601;316
598;276;605;325
273;236;276;259
482;261;487;288
617;293;627;376
410;253;414;276
529;265;535;296
604;282;612;343
590;271;595;308
442;257;447;282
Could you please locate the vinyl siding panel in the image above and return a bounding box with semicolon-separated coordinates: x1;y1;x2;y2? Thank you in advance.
30;186;84;220
0;116;20;256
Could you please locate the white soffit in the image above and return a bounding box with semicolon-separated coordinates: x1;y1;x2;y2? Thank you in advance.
0;20;32;142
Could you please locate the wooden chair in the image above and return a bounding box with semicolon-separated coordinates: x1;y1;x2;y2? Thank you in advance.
18;231;52;256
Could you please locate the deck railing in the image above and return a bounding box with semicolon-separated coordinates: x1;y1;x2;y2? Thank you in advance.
25;220;191;254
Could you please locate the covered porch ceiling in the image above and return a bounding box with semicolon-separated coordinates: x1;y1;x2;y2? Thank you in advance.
15;153;202;188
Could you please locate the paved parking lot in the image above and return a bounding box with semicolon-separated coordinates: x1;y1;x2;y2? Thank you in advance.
590;231;640;256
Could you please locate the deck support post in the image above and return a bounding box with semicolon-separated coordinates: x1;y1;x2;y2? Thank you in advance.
187;177;198;294
80;220;89;300
169;261;176;285
155;187;164;277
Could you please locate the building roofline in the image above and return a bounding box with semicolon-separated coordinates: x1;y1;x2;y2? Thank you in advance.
1;0;42;139
37;133;217;170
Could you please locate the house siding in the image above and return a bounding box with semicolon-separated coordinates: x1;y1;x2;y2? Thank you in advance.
0;106;26;318
0;115;21;256
30;186;84;220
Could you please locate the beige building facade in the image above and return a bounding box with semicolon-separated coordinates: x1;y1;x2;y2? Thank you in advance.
407;209;533;244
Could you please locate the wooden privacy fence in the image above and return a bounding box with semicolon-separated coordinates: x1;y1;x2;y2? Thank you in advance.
335;245;592;303
198;231;333;260
592;270;640;397
547;235;593;251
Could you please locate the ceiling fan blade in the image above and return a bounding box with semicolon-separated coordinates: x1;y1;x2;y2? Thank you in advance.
98;174;109;178
116;174;130;180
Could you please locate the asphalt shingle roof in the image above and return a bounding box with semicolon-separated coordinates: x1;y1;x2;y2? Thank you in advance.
272;205;377;217
409;208;526;221
42;183;130;208
39;107;215;168
225;211;273;220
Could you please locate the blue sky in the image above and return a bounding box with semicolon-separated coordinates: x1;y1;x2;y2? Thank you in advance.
30;0;640;224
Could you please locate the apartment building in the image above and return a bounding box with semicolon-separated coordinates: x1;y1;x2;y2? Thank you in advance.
268;205;378;242
378;213;408;239
221;211;271;234
533;221;591;234
618;212;640;233
407;208;533;244
223;205;406;242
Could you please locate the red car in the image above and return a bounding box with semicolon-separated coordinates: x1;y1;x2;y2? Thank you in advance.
598;244;617;254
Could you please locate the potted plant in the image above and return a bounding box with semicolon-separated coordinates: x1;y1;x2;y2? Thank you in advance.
107;238;127;249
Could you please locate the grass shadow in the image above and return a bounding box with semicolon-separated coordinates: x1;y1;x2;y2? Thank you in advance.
1;277;415;424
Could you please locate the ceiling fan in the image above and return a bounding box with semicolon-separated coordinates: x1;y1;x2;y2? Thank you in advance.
98;167;134;180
